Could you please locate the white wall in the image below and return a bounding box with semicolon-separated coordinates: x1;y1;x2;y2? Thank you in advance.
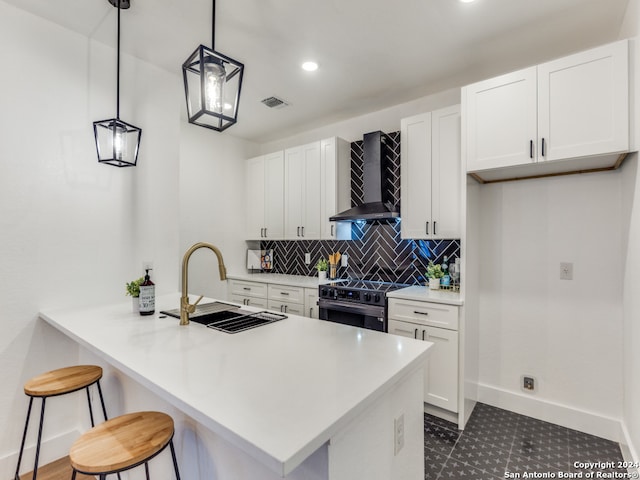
260;88;460;151
475;171;624;439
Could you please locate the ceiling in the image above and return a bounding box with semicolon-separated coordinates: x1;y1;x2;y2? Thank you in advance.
4;0;631;143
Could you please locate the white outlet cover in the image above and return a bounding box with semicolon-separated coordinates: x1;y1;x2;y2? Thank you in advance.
560;262;573;280
341;254;348;267
304;253;311;265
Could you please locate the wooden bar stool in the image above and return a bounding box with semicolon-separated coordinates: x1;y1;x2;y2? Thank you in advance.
14;365;109;480
69;411;181;480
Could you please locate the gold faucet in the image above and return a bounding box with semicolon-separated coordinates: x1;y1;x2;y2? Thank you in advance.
180;242;227;325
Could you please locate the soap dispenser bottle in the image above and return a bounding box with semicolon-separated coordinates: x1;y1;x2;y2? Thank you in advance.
139;269;155;316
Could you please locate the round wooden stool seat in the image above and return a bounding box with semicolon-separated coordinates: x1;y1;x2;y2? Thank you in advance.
70;411;175;475
24;365;103;397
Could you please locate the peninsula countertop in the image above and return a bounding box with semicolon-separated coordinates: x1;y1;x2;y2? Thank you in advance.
40;294;431;477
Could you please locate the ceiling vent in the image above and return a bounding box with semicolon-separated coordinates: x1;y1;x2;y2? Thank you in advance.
261;96;289;109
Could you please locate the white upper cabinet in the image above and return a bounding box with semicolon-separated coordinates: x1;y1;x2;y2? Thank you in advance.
401;105;461;240
320;137;351;240
537;41;629;162
284;142;321;239
245;151;284;240
464;40;629;176
464;67;537;171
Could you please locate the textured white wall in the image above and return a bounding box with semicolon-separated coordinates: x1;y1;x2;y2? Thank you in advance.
476;171;624;437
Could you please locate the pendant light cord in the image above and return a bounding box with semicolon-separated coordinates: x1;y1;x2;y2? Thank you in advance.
116;0;121;120
211;0;216;50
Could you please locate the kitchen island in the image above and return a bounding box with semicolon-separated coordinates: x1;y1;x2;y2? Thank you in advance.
40;294;432;480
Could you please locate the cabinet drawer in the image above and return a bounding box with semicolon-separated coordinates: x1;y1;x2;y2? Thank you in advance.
228;280;268;299
267;300;305;316
268;284;305;304
229;294;268;309
388;299;458;330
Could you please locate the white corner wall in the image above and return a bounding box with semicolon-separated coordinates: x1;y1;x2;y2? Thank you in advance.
476;171;624;440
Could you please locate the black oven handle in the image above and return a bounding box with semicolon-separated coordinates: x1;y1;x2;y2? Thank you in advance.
318;299;385;317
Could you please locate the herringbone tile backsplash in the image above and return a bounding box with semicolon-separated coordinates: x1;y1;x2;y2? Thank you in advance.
261;131;460;285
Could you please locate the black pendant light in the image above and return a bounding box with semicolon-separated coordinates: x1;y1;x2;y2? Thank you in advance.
93;0;142;167
182;0;244;132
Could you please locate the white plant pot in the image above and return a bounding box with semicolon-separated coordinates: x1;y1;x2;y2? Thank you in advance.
318;271;327;282
429;278;440;290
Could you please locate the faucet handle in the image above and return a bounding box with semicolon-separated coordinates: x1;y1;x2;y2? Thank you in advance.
193;295;204;306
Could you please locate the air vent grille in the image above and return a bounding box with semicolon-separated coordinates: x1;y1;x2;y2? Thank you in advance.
261;96;289;109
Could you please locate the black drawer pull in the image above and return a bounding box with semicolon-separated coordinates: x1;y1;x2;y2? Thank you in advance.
414;311;429;316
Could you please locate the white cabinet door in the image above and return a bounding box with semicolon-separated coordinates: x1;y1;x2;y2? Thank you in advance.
464;67;537;172
284;142;320;239
423;326;458;412
264;151;285;240
400;112;432;239
246;156;266;240
267;300;305;316
320;138;351;240
431;105;461;239
302;142;321;239
304;288;319;319
538;40;628;162
229;294;268;309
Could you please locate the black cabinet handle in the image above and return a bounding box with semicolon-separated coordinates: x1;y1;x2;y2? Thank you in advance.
297;226;300;237
422;330;426;341
434;221;437;236
530;140;533;159
331;225;334;237
280;292;289;296
243;287;251;291
541;138;546;157
426;222;429;235
414;311;429;316
301;226;304;237
414;328;418;339
264;228;267;238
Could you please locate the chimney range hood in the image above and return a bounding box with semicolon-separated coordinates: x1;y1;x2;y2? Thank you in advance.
330;131;400;222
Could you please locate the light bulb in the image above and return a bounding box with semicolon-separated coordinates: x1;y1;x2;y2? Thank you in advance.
203;60;225;114
113;124;127;160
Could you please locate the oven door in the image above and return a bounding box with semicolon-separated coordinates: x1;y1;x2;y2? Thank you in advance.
318;299;386;332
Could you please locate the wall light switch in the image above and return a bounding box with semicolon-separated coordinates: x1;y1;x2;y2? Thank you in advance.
341;254;348;267
304;253;311;265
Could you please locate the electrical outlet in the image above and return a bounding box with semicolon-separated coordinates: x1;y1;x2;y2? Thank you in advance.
560;262;573;280
394;413;404;455
522;376;535;392
304;253;311;265
341;254;348;267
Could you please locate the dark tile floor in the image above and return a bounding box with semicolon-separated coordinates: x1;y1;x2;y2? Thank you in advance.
425;403;626;479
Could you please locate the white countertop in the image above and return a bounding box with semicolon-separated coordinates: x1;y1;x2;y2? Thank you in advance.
387;285;463;305
40;294;431;477
227;272;329;288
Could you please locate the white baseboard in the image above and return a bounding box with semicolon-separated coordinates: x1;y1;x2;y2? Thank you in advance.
620;421;640;475
477;382;623;442
0;429;81;479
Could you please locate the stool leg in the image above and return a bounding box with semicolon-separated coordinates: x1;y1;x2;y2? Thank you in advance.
144;462;150;480
85;387;96;428
96;380;108;421
31;397;47;480
14;396;34;480
169;440;181;480
71;469;77;480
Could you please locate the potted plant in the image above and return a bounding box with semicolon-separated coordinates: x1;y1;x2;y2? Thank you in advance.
126;277;144;312
426;261;444;290
316;258;329;282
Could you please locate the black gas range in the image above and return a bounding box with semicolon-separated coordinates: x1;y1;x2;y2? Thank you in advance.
318;280;410;332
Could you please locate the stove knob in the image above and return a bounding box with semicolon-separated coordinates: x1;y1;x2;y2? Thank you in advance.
320;288;328;297
374;294;381;303
364;293;371;302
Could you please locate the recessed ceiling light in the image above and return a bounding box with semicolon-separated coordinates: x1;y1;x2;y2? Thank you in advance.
302;61;319;72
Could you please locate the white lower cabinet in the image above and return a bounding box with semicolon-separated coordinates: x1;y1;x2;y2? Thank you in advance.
305;288;319;319
267;300;305;316
268;284;306;316
388;299;459;413
229;294;268;309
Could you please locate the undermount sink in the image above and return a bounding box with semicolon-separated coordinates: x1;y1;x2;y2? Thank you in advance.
160;301;286;334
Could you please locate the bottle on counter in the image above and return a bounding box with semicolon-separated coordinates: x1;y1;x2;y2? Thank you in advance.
441;255;451;286
139;269;155;316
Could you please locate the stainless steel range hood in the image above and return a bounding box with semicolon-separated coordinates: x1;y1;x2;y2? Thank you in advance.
330;131;400;222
